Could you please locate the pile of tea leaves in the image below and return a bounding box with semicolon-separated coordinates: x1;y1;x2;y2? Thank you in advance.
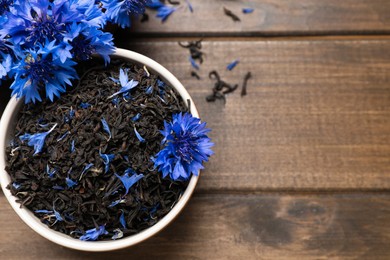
5;58;189;240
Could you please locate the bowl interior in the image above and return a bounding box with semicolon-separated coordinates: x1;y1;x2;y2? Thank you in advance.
0;48;200;251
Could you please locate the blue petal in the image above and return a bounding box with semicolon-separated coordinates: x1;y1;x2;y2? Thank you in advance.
185;0;194;12
242;8;254;14
66;177;78;188
35;210;54;214
99;150;115;173
79;226;108;241
120;211;127;229
227;59;240;71
189;56;199;70
101;118;112;140
134;127;145;143
131;113;141;122
115;170;144;195
80;102;91;109
19;123;57;155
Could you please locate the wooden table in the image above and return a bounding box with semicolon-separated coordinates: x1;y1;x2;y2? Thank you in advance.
2;1;390;259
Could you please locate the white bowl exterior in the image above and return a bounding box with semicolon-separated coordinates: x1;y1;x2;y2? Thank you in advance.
0;48;200;251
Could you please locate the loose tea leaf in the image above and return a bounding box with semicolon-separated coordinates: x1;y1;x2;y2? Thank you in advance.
6;58;189;241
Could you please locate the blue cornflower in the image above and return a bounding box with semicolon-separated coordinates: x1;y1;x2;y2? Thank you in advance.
154;113;214;181
19;123;57;155
108;68;139;98
227;59;239;71
63;23;114;64
79;225;108;241
3;0;104;48
115;168;144;195
102;0;150;28
99;150;115;173
10;42;77;103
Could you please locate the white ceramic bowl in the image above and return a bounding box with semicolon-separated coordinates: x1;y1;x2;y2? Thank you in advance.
0;48;200;251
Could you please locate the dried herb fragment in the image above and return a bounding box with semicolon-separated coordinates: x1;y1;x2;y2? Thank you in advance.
223;7;240;22
241;72;252;97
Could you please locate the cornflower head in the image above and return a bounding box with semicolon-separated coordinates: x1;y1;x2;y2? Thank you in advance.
4;0;104;48
10;41;77;103
63;22;114;64
154;113;214;181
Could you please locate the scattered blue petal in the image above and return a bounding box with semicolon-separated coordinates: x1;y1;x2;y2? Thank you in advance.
57;131;69;142
108;69;139;98
242;8;254;14
52;185;64;190
227;59;240;71
46;164;56;178
79;226;108;241
185;0;194;13
112;97;120;106
79;163;94;180
134;127;145;143
80;103;92;109
99;150;115;173
12;182;21;189
115;169;144;195
101;118;112;140
111;229;124;240
70;140;76;153
19;124;57;155
53;208;64;222
35;210;53;214
132;113;141;122
66;177;78;188
108;199;126;208
189;56;199;70
154;113;214;181
120;211;127;229
145;86;153;94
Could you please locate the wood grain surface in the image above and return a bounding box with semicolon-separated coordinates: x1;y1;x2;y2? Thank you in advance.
129;0;390;36
118;39;390;191
2;192;390;259
2;0;390;258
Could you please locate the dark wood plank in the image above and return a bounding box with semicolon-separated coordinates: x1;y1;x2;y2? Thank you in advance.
128;0;390;36
2;192;390;259
117;38;390;191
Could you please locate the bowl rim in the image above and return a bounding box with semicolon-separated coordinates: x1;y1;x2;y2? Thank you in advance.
0;47;200;252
